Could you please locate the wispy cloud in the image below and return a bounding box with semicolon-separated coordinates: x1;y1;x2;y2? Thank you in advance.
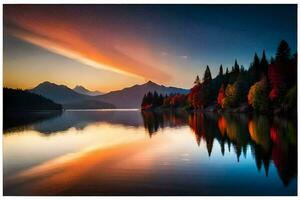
180;55;188;59
4;5;171;82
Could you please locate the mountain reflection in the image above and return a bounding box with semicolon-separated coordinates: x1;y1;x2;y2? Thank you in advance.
141;110;297;186
5;110;143;134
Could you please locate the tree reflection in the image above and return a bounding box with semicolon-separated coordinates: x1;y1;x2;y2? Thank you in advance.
270;117;297;186
141;110;188;137
141;111;297;186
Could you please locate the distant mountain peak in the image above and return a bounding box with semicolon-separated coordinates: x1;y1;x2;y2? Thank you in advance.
30;82;112;108
38;81;56;86
73;85;103;96
145;80;157;85
96;81;189;108
74;85;85;90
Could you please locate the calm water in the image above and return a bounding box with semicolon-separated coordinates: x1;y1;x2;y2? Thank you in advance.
3;110;297;195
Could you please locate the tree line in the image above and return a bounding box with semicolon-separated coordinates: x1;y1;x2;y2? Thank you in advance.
4;88;62;112
141;40;297;114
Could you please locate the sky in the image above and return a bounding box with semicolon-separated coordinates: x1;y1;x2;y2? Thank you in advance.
3;5;297;92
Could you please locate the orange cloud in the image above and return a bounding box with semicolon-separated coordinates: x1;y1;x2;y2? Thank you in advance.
4;5;171;82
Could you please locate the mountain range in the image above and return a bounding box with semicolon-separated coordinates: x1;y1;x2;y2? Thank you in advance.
73;85;103;96
30;81;189;109
96;81;189;108
30;82;114;109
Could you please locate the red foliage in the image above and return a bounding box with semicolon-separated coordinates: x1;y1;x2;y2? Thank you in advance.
188;112;206;145
170;94;186;107
268;63;284;101
217;116;227;136
269;88;279;101
217;84;225;106
188;84;203;109
270;125;279;144
141;104;152;110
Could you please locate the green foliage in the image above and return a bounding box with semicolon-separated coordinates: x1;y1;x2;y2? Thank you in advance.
235;71;252;104
140;40;296;115
283;85;297;112
222;83;238;108
248;80;269;113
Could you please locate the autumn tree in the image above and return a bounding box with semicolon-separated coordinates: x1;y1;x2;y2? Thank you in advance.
283;85;297;113
268;63;285;103
268;40;293;104
217;84;225;107
222;83;238;108
188;76;203;109
189;85;203;109
235;71;252;104
248;79;269;113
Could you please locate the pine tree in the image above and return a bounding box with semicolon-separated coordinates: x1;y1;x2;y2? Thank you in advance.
233;59;240;73
249;52;261;81
270;56;275;64
203;65;212;84
260;50;269;78
218;64;224;76
141;94;147;106
240;65;245;72
194;75;201;85
147;92;153;106
276;40;291;64
202;65;213;106
159;94;164;106
153;91;159;107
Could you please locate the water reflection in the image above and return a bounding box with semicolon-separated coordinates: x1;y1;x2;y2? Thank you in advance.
3;110;297;195
5;110;143;134
141;110;297;186
4;111;62;132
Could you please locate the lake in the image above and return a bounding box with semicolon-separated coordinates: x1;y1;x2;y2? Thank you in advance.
3;110;297;195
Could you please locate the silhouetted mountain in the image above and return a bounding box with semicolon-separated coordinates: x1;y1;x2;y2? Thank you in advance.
30;82;114;109
95;81;189;108
4;87;62;112
73;85;103;96
30;81;88;103
30;81;188;109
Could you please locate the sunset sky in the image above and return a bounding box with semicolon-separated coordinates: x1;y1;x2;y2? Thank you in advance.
3;5;297;92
